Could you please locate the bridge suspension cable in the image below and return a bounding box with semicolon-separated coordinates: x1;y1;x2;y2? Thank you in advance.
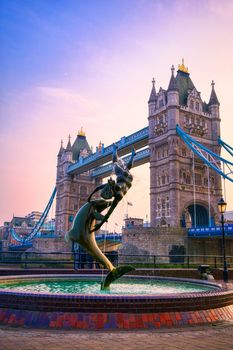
176;125;233;183
10;187;57;243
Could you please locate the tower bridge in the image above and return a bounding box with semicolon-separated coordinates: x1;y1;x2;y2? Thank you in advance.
6;60;233;258
67;126;149;176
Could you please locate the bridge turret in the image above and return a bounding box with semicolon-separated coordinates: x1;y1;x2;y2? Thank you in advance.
64;135;73;162
208;80;220;142
208;80;220;118
148;78;157;117
57;140;65;158
167;65;179;107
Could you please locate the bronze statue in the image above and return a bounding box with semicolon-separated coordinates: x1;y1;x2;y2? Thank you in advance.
88;144;136;232
65;145;136;289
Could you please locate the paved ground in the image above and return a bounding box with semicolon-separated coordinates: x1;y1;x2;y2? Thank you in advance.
1;321;233;350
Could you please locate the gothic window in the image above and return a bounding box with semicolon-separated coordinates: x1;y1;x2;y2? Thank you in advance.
159;99;164;108
211;177;215;187
162;198;166;209
195;173;202;186
80;185;87;196
160;218;167;226
182;172;186;183
162;171;166;185
166;172;169;183
157;176;161;186
195;102;199;111
190;100;194;109
182;147;187;156
204;178;208;187
186;173;191;184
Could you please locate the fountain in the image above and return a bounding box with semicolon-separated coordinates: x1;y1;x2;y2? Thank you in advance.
0;145;233;329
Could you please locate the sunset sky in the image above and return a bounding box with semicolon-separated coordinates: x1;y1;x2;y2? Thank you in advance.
1;0;233;231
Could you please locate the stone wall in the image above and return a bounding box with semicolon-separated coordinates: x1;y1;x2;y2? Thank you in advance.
119;226;233;266
119;226;187;263
28;237;72;260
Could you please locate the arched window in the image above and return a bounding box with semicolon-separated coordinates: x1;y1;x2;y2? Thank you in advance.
80;185;87;196
186;174;191;184
162;171;166;185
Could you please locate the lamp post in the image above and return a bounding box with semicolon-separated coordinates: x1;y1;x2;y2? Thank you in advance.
217;198;228;283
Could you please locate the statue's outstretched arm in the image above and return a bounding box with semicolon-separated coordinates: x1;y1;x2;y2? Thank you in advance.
90;198;120;233
126;147;136;170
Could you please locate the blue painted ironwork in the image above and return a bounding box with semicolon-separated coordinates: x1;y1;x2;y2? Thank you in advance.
176;125;233;182
91;147;150;178
10;187;57;243
188;225;233;237
67;127;149;174
95;233;122;243
8;242;33;251
218;137;233;157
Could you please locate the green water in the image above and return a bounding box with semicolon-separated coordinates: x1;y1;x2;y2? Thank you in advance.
0;278;216;295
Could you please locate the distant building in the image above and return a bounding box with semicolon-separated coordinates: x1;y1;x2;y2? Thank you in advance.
25;211;43;222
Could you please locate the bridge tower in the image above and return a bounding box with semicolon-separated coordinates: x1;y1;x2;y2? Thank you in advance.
55;129;98;237
148;61;222;228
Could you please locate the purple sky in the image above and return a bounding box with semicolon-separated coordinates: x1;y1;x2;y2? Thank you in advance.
1;0;233;229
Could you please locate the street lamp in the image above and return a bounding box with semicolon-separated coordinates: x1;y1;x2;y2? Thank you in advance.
217;197;228;283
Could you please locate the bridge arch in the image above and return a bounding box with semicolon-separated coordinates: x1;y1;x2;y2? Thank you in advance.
181;201;216;228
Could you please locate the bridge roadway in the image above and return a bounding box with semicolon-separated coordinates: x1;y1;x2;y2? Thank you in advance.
67;126;149;177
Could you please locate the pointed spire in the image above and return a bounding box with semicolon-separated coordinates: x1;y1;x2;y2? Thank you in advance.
78;126;86;137
58;139;64;156
209;80;220;106
178;58;189;74
66;135;72;152
148;77;157;103
168;65;178;91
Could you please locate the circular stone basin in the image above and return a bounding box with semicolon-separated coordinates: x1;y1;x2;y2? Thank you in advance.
0;276;218;295
0;274;233;330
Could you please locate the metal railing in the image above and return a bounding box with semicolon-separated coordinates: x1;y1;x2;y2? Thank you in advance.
0;251;232;270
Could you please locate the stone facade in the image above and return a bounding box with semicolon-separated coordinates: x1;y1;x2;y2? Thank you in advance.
148;61;222;228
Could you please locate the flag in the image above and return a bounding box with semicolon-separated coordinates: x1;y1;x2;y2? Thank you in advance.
127;201;133;206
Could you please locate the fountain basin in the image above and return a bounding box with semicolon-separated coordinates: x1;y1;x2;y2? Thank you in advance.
0;274;233;329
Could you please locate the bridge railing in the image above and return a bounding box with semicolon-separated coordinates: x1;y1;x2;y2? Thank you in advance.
0;251;233;270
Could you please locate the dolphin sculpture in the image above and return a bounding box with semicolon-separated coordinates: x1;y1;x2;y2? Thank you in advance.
65;145;136;289
65;198;134;289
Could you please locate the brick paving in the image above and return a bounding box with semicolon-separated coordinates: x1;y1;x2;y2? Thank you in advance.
0;321;233;350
